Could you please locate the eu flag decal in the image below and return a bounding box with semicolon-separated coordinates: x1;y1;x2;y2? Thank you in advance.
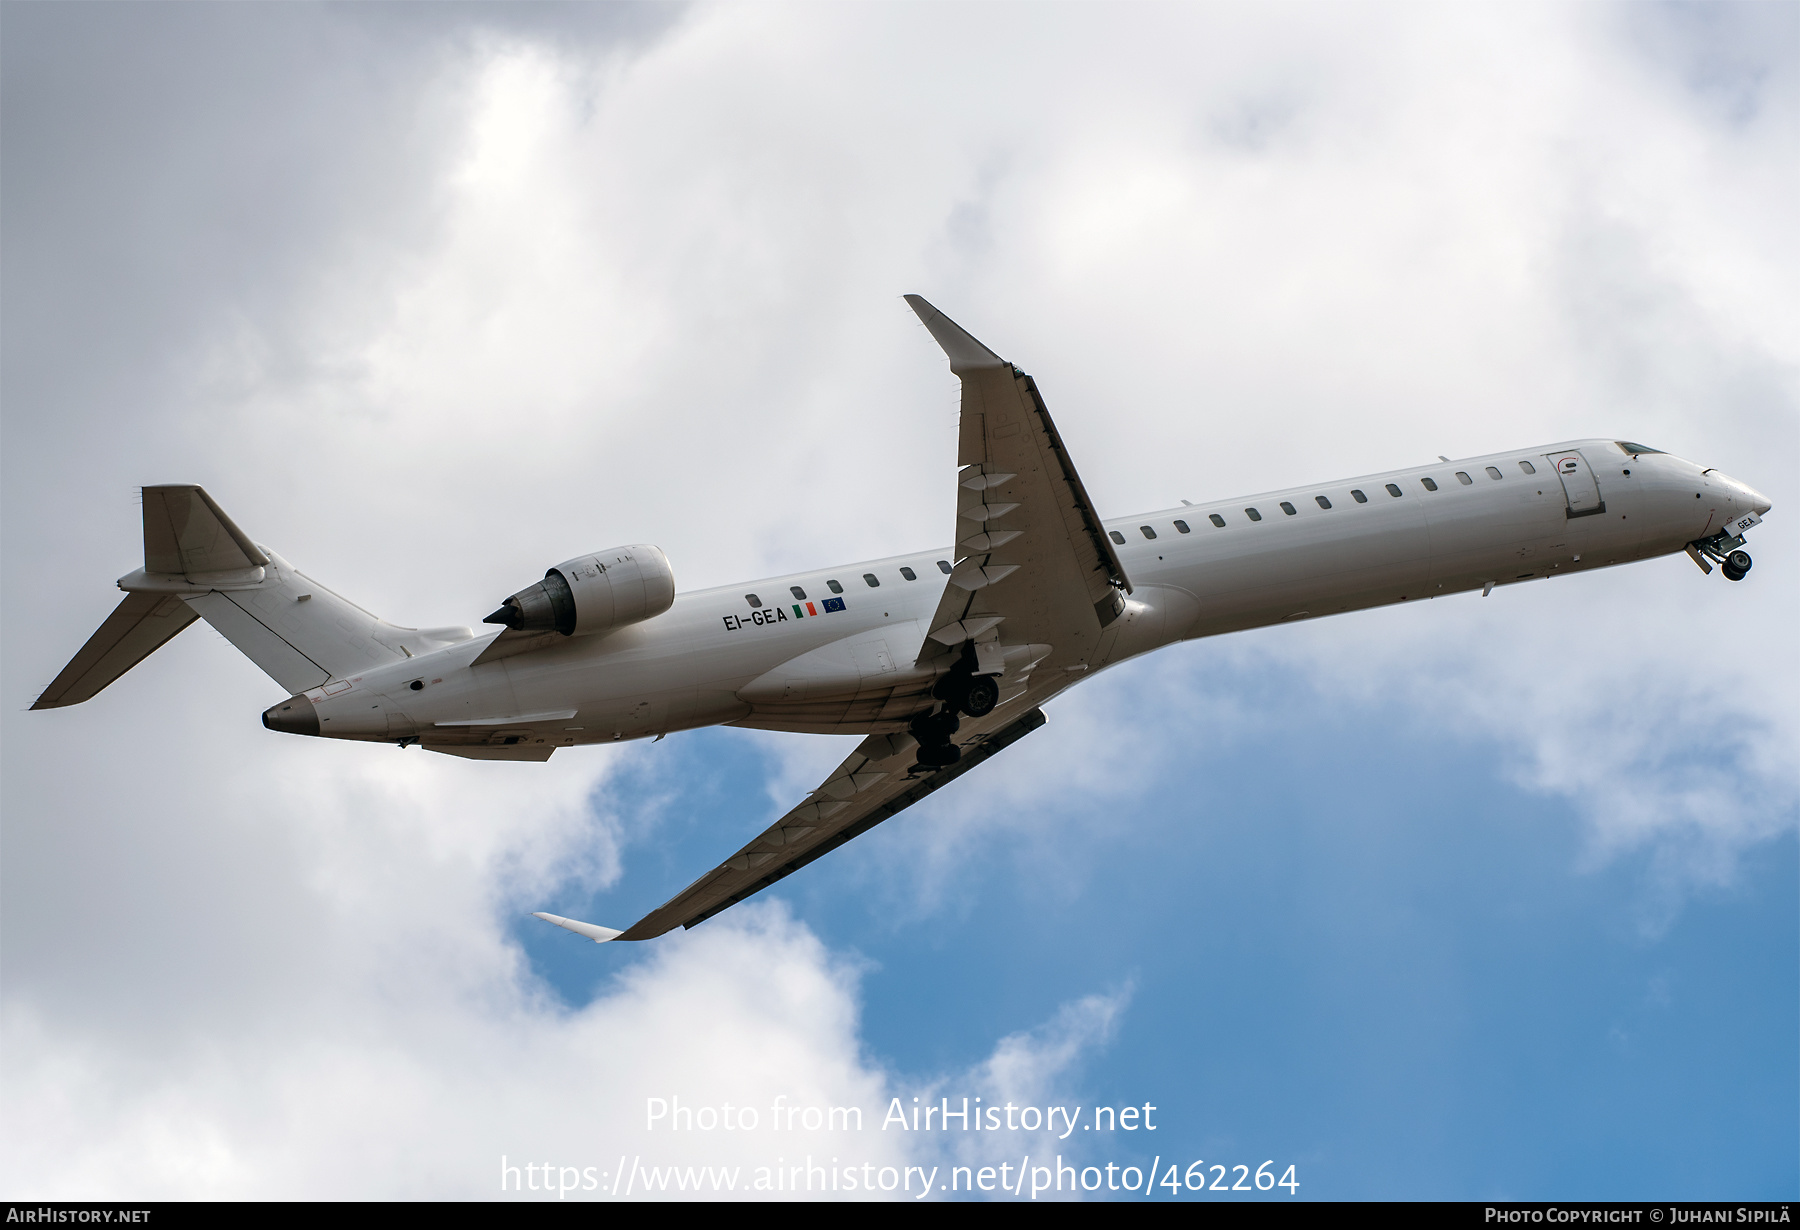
822;597;846;613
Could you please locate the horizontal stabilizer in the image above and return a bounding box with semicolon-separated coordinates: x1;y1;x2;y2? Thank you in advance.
532;912;621;943
32;592;198;709
143;485;268;575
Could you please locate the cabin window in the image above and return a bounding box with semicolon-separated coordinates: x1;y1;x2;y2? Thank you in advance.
827;579;844;593
1455;471;1473;485
1209;513;1226;527
790;586;806;600
1485;466;1503;480
1109;530;1126;544
1315;495;1332;509
1140;525;1157;539
1518;460;1536;475
1421;477;1438;491
900;566;917;581
936;560;951;574
1280;501;1297;516
1351;489;1368;503
862;573;880;587
1174;519;1191;533
1245;507;1263;521
1385;483;1402;498
744;594;762;609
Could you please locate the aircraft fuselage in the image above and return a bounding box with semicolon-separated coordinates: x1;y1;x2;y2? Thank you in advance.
292;438;1768;757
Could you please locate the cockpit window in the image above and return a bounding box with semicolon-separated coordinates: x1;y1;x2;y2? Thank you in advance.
1616;441;1665;456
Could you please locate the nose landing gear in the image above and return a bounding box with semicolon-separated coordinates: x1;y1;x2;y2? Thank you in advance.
1688;530;1756;582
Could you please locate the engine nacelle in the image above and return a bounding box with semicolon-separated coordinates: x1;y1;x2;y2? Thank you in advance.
484;545;675;637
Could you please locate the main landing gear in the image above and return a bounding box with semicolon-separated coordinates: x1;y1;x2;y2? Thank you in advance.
910;651;1005;771
910;709;962;769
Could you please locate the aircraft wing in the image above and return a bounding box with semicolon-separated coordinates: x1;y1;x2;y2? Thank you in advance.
607;705;1046;940
903;295;1130;677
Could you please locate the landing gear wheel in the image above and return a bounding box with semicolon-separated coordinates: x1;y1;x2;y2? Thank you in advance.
914;742;962;769
1723;550;1752;581
961;675;1000;718
909;708;962;771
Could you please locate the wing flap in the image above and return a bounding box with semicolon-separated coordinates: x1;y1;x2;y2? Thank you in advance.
31;592;199;709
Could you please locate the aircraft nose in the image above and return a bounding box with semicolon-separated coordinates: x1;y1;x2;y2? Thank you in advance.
1725;474;1772;516
263;694;320;736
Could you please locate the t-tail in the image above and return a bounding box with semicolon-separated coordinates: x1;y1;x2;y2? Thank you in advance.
32;486;471;714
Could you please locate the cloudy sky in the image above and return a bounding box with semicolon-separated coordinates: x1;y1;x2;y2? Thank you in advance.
2;0;1794;1201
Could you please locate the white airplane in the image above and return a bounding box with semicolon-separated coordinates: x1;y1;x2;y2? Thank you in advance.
34;297;1772;944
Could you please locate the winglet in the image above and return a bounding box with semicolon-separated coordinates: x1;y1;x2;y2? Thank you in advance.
904;295;1007;375
532;912;622;943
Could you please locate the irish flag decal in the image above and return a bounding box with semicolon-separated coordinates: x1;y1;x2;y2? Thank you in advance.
790;596;848;619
